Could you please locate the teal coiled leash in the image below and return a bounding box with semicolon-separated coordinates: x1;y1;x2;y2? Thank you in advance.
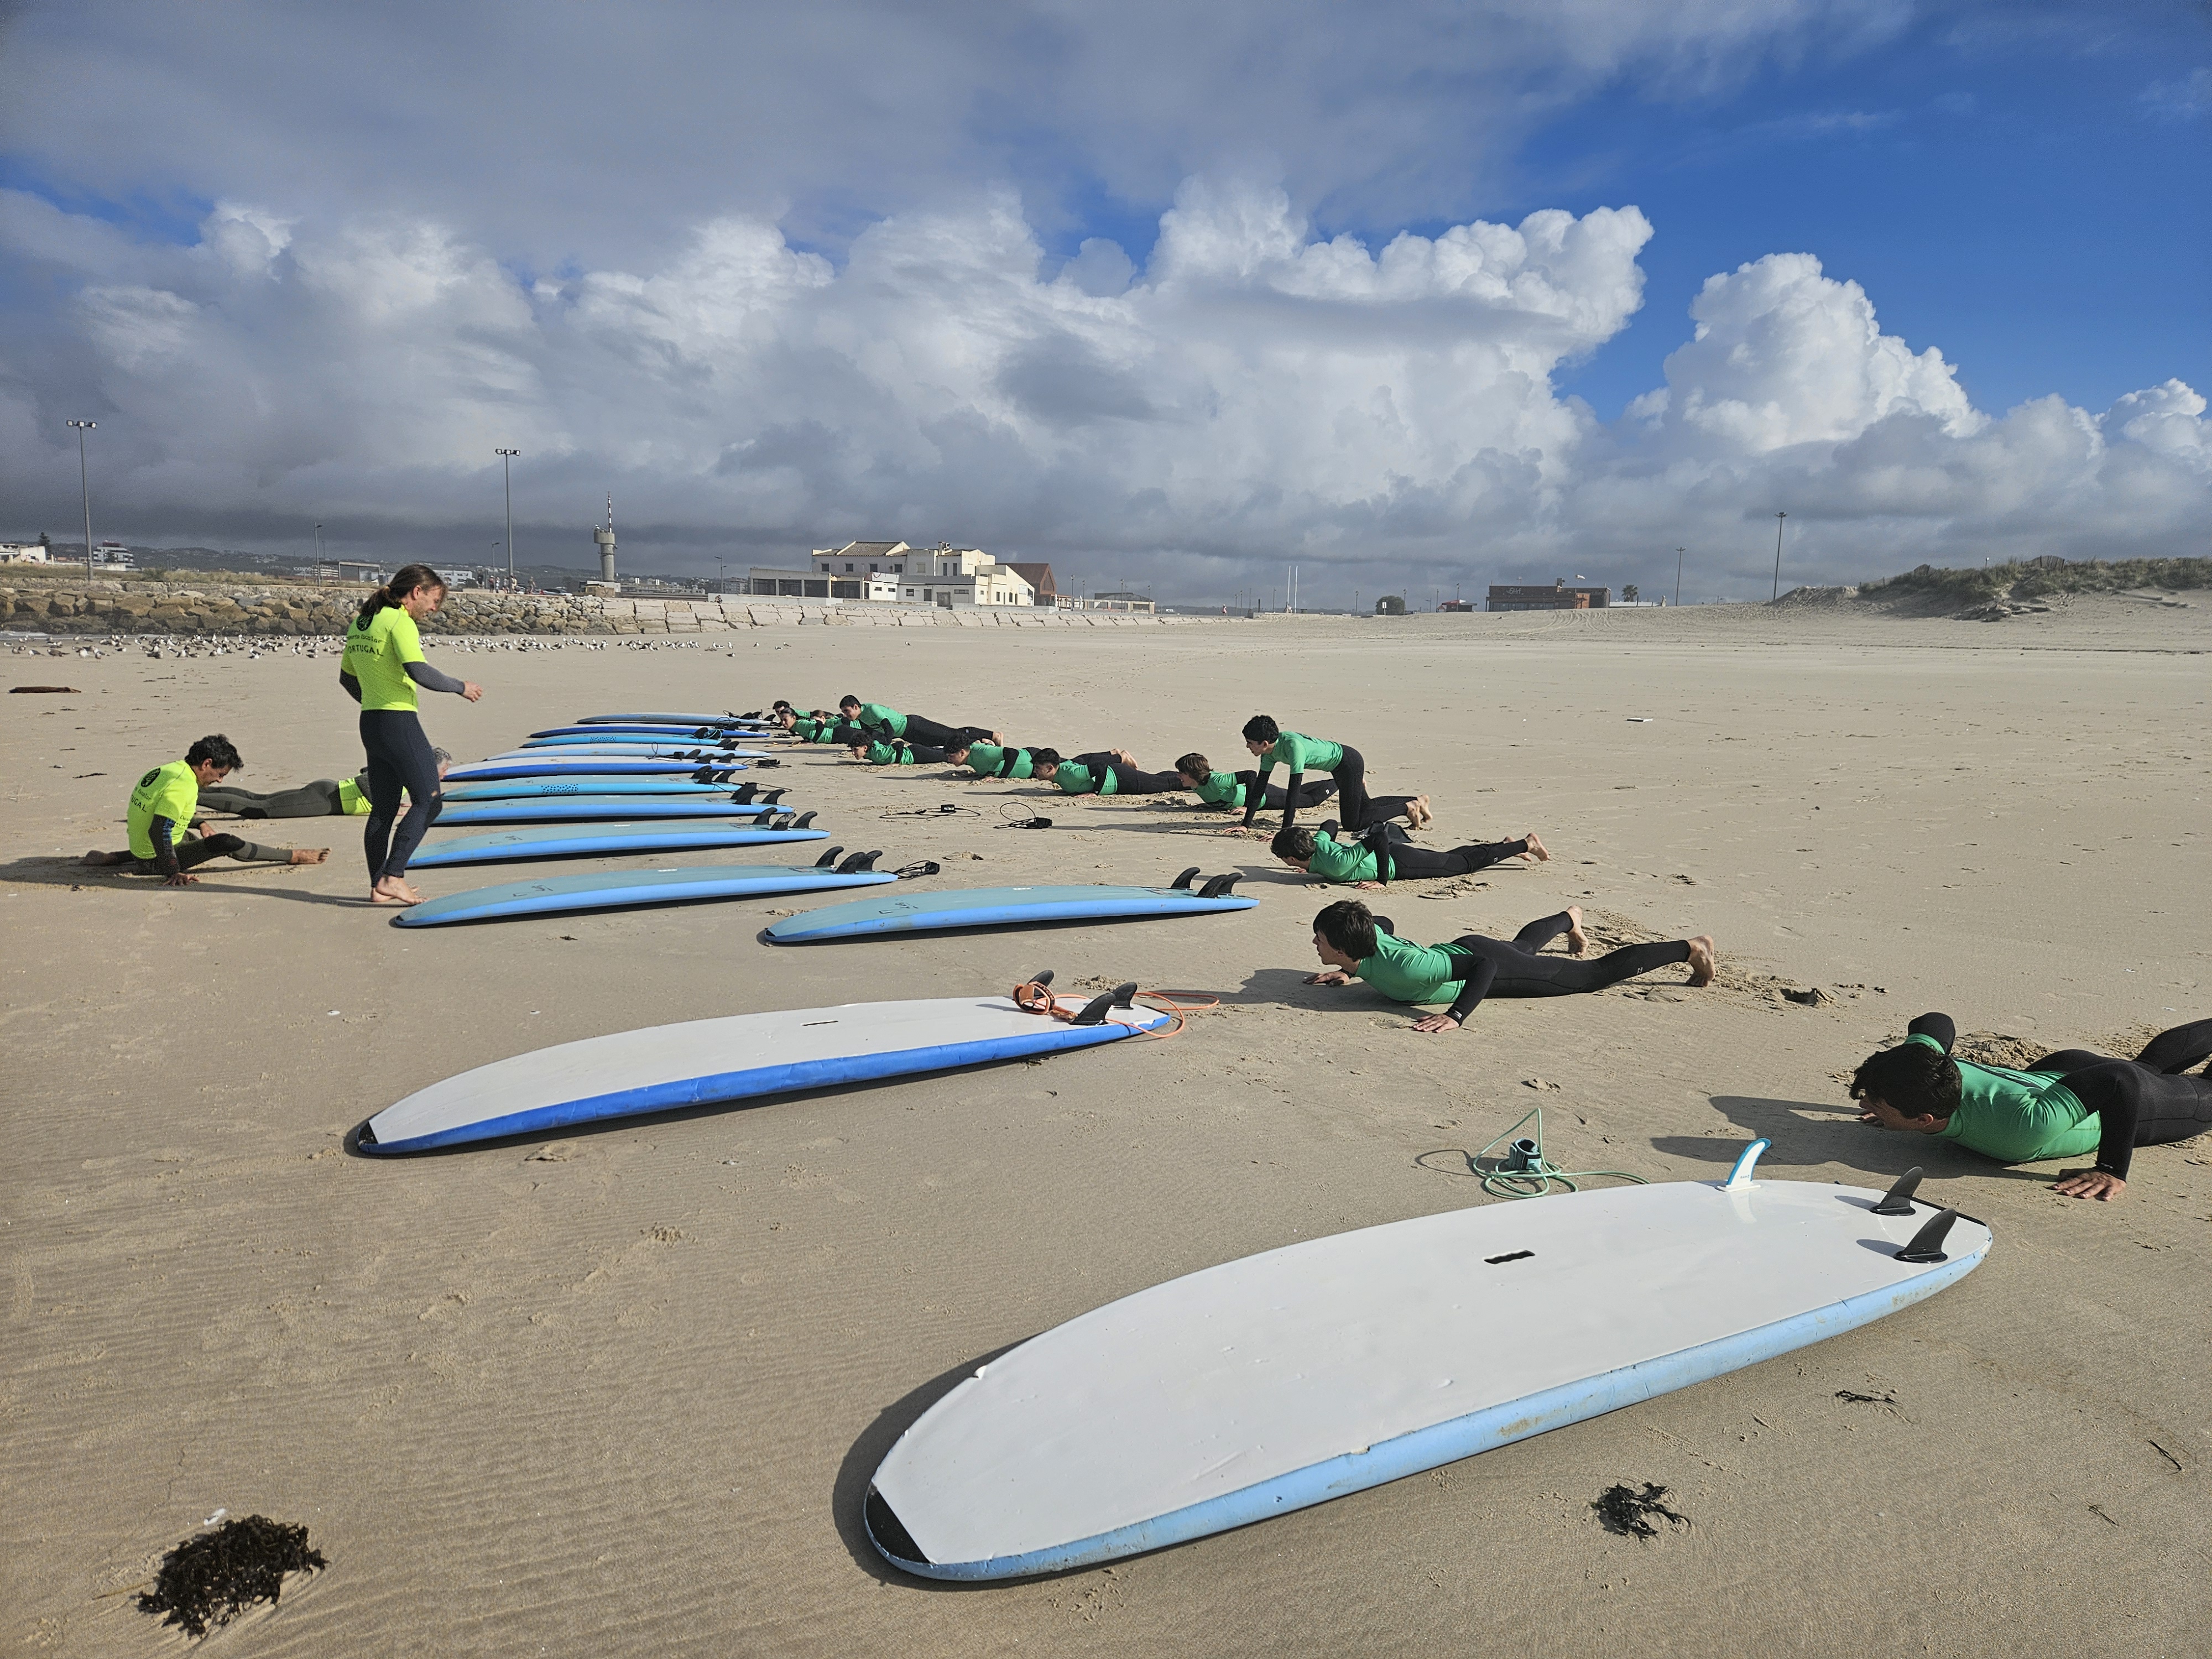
1464;1107;1648;1199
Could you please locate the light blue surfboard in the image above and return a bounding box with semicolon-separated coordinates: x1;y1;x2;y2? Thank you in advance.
445;757;753;782
764;870;1253;943
578;712;763;727
434;796;811;827
530;723;774;740
519;735;765;752
409;820;828;868
392;851;897;927
357;984;1168;1153
444;776;795;801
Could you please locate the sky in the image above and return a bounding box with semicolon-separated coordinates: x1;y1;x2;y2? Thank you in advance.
1;1;2206;606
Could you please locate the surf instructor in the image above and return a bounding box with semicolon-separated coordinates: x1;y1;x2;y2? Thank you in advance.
339;563;482;906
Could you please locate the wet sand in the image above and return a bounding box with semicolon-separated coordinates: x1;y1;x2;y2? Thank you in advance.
5;598;2208;1656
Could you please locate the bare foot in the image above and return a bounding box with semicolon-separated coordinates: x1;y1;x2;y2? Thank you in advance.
1564;903;1587;956
1686;935;1717;987
1408;795;1432;830
82;849;127;867
291;848;330;865
1522;831;1550;862
371;877;421;906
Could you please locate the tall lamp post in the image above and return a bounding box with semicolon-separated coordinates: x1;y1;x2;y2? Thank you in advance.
1771;512;1787;603
1674;546;1684;607
496;448;520;585
315;522;324;567
67;420;96;578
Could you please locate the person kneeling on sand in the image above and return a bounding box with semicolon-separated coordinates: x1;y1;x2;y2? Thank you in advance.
84;734;328;885
1302;899;1715;1034
197;750;450;818
1274;823;1548;889
1850;1013;2212;1202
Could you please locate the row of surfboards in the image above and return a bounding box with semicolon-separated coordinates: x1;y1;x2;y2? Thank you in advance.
402;711;1262;934
375;712;1995;1581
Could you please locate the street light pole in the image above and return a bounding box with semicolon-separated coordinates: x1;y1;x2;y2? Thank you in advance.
495;449;520;585
1771;513;1787;603
1674;547;1684;607
67;420;96;578
315;522;324;567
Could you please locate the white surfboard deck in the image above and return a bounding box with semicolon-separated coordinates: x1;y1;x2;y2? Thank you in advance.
867;1149;1990;1579
359;993;1170;1154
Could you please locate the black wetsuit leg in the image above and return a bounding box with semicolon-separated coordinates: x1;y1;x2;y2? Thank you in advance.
1270;777;1337;810
132;832;288;874
1349;793;1417;828
1105;765;1181;794
199;780;346;818
901;715;980;749
1436;917;1690;1024
2135;1018;2212;1076
2042;1061;2212;1180
897;741;951;765
1332;745;1370;835
1381;838;1530;879
361;709;443;881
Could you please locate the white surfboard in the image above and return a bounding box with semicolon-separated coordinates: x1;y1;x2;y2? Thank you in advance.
865;1145;1990;1579
359;988;1168;1154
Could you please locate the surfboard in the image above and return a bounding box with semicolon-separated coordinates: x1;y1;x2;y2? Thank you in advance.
519;735;763;752
499;743;765;760
444;775;792;801
408;820;829;868
764;871;1254;943
577;712;765;727
530;723;774;740
434;796;810;827
357;986;1168;1152
391;852;898;928
444;757;754;782
864;1145;1991;1579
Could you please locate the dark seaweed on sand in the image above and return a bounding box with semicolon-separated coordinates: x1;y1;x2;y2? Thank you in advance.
137;1515;326;1637
1593;1481;1689;1540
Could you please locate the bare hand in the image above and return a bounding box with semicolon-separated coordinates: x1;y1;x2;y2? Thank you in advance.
1409;1013;1462;1034
2052;1169;2126;1201
1304;969;1351;987
461;681;484;702
163;872;199;886
1218;826;1259;837
1354;880;1385;891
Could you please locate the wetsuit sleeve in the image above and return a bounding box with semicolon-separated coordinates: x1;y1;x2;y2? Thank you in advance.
403;659;469;696
338;669;363;703
2094;1101;2141;1179
1442;951;1500;1025
1241;757;1279;827
1907;1013;1957;1053
1360;823;1397;884
148;815;181;878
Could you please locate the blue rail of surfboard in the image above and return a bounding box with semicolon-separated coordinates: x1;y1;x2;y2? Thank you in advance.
408;827;827;866
767;895;1257;941
873;1238;1989;1580
435;801;776;825
392;870;895;927
361;1018;1165;1153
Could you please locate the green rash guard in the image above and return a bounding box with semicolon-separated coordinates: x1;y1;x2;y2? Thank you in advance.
963;743;1035;780
338;774;370;815
1351;930;1467;1006
858;739;923;765
345;607;427;712
1191;769;1251;808
1261;732;1344;776
791;717;843;744
1903;1032;2100;1163
128;760;201;860
852;703;906;738
1047;761;1118;795
1304;836;1380;883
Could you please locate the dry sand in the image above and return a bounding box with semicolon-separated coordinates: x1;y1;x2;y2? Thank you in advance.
4;597;2208;1656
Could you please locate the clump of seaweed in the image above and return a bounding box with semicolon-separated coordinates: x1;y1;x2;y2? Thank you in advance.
138;1515;326;1637
1593;1481;1690;1540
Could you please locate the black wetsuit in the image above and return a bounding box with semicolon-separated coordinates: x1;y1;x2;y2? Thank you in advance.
1916;1012;2212;1181
135;823;291;877
1063;752;1183;794
342;658;466;883
1318;823;1530;884
199;776;366;818
1436;913;1692;1025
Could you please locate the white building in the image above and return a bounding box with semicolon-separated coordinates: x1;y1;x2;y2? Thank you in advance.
0;542;50;564
752;539;1036;607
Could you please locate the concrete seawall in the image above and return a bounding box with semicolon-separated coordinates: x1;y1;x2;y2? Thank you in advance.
0;571;1192;638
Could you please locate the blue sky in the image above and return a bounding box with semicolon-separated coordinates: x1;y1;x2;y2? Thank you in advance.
0;2;2205;600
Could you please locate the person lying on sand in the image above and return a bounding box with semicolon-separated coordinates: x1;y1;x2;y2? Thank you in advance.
942;739;1042;780
1029;749;1183;796
1274;823;1548;888
1851;1013;2212;1202
1303;899;1714;1034
837;697;1000;752
197;750;449;818
84;734;328;885
776;708;868;745
849;737;952;766
1172;751;1338;815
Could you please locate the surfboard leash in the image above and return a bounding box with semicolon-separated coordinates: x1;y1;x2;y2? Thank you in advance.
1418;1106;1649;1199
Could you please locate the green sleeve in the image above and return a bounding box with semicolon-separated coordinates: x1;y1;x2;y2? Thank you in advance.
1195;772;1241;807
1305;838;1374;882
1051;764;1091;794
859;703;905;737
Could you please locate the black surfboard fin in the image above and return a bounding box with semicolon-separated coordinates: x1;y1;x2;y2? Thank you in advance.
768;811;794;829
1112;980;1138;1008
1070;991;1116;1025
733;782;761;803
1026;968;1055;989
837;850;883;874
791;811;817;828
1872;1167;1924;1215
1894;1208;1959;1264
1171;866;1202;890
812;846;847;867
1197;873;1242;899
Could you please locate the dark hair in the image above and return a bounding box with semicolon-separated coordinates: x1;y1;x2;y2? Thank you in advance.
772;700;794;714
354;562;446;628
185;733;243;772
1272;826;1316;862
943;739;972;759
1313;899;1376;960
1029;747;1061;768
1850;1043;1961;1120
1175;752;1211;781
1243;714;1280;744
839;694;862;709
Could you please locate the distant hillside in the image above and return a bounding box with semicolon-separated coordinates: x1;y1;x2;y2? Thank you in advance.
1861;556;2210;607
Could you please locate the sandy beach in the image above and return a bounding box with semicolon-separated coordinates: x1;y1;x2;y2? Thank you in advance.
5;598;2208;1656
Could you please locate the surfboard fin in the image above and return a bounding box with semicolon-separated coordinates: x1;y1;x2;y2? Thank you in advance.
1872;1167;1924;1215
1197;873;1242;899
1723;1138;1770;1190
837;851;883;873
812;846;847;867
791;811;818;828
1893;1208;1959;1264
1070;988;1123;1025
1171;867;1202;890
